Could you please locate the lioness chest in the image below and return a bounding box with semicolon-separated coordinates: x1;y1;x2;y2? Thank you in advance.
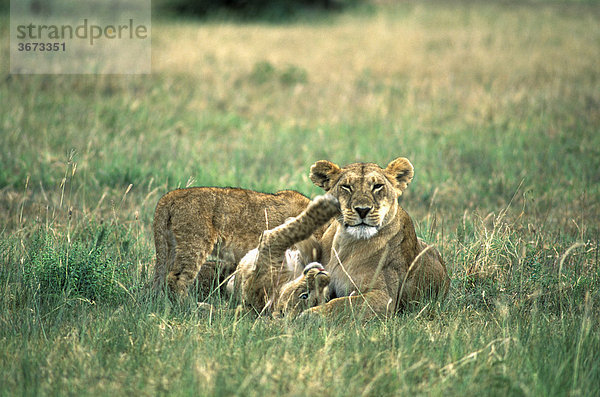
326;229;392;298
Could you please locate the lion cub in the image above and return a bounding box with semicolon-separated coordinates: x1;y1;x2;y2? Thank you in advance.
228;195;340;317
152;187;321;296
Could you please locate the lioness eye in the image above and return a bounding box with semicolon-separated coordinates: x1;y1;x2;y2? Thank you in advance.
298;292;309;300
372;183;384;192
340;185;352;193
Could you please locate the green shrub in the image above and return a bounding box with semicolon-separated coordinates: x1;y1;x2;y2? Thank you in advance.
248;61;308;85
23;228;132;302
249;61;277;84
279;65;308;85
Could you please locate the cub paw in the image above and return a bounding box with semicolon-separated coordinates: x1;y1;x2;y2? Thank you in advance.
311;194;340;215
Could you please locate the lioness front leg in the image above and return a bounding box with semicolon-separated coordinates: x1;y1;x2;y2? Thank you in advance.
302;289;393;320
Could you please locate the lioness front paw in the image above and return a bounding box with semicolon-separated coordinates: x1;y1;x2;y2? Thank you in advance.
197;302;214;312
297;306;323;321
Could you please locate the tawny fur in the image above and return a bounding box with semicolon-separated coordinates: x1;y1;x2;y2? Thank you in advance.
230;195;339;317
304;158;451;319
152;187;324;296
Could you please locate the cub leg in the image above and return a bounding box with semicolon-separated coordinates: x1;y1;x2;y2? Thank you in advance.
167;231;218;296
152;227;175;291
253;194;339;277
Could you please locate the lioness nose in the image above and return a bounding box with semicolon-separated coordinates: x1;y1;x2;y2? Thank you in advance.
355;206;372;219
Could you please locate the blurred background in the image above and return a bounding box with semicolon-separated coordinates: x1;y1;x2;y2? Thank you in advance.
2;0;598;229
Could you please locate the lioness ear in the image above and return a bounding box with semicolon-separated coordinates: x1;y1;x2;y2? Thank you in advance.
385;157;414;193
310;160;342;191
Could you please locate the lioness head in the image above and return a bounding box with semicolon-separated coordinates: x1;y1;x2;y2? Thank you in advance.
272;263;330;318
309;157;414;240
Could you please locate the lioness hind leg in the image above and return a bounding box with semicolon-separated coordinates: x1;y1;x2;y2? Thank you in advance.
167;232;217;296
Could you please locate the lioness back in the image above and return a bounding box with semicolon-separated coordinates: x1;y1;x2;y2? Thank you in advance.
153;187;313;296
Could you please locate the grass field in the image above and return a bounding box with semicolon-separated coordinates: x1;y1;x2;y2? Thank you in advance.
1;1;600;395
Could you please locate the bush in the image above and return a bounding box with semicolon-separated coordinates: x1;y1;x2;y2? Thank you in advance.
156;0;345;19
248;61;308;85
23;227;133;303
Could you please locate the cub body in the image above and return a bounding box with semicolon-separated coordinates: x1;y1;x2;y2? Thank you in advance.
152;187;320;296
228;195;339;317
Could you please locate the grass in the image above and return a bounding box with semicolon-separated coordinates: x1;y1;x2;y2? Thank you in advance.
1;0;600;395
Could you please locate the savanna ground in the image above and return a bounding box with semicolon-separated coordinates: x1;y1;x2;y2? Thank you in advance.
1;1;600;395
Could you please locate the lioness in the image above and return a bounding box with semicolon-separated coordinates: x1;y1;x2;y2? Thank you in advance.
228;195;339;317
303;157;450;319
153;187;322;296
